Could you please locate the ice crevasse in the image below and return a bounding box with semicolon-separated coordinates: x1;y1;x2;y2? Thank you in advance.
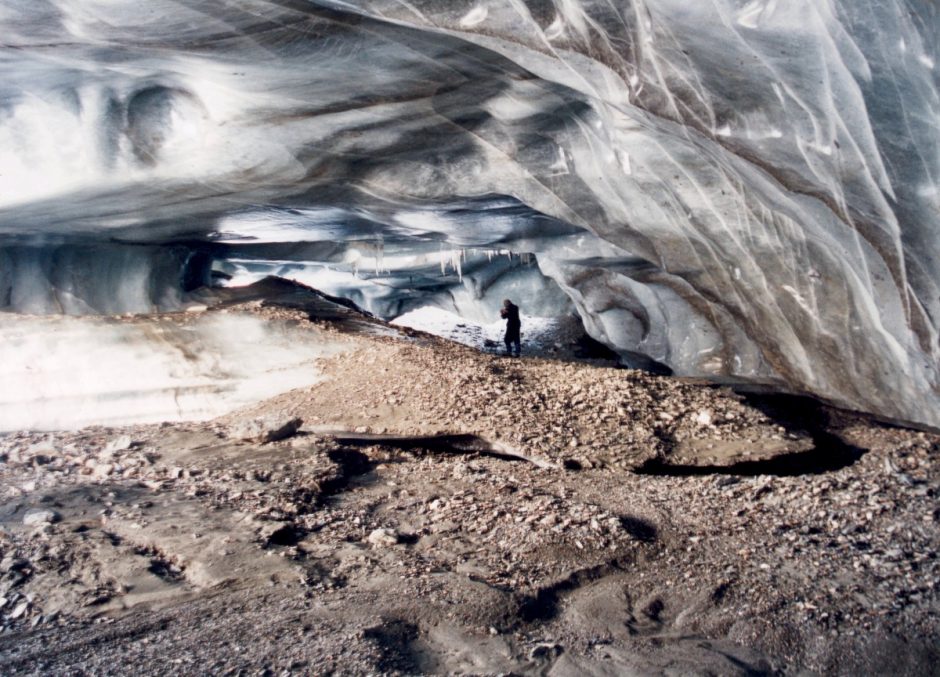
0;0;938;426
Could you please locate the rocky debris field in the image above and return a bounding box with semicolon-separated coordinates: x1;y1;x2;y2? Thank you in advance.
0;304;938;675
257;312;817;472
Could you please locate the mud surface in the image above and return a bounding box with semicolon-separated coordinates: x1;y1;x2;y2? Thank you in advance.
0;301;938;675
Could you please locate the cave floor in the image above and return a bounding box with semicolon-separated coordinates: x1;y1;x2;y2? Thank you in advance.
0;303;938;675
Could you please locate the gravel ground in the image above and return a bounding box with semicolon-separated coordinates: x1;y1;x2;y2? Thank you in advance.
0;300;937;675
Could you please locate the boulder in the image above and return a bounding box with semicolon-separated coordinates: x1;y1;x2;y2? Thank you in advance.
22;509;60;527
366;528;399;547
228;416;303;444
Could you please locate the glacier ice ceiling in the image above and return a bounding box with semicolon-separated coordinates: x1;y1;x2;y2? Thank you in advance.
0;0;938;426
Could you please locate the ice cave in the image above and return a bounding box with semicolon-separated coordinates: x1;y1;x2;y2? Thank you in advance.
3;3;940;673
1;0;938;427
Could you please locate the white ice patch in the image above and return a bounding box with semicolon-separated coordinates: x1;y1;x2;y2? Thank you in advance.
215;209;354;243
780;284;813;314
459;5;488;28
545;15;565;40
735;0;779;29
547;146;570;175
618;150;632;175
0;313;349;431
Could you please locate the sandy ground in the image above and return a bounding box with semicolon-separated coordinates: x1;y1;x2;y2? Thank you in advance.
0;295;938;675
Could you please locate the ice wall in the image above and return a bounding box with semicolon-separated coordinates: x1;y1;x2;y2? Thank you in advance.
0;1;937;425
0;244;208;315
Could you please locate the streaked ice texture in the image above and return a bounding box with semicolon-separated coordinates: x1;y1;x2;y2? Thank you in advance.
0;1;938;425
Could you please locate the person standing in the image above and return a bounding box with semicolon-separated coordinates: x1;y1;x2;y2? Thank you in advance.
500;299;521;357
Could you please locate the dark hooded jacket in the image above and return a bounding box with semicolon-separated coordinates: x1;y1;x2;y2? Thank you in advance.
500;302;520;340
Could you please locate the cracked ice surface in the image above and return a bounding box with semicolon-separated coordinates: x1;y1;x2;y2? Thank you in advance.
0;1;938;425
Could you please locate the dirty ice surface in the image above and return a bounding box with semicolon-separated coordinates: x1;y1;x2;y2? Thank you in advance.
0;313;349;431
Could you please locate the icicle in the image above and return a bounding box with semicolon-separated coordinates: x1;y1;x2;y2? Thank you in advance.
439;247;463;281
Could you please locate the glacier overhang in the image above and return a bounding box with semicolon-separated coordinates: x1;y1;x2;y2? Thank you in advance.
0;0;938;426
